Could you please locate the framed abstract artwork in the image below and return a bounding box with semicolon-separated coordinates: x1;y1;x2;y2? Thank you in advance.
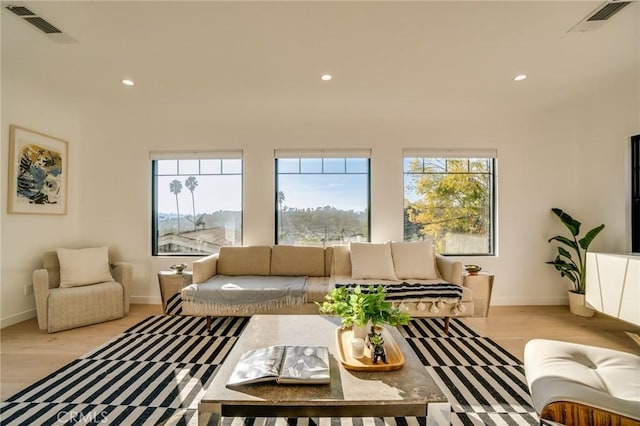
7;125;68;215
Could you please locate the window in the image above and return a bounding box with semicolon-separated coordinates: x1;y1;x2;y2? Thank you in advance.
275;150;370;246
151;152;242;255
403;150;496;255
632;135;639;253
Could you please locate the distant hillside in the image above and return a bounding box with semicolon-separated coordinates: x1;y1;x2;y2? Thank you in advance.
158;206;368;248
278;206;368;245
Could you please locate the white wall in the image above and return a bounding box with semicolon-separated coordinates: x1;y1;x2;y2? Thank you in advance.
72;75;638;309
0;76;82;327
520;72;639;303
573;73;640;254
1;70;637;326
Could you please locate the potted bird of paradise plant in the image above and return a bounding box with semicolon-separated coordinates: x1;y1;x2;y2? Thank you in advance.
546;208;605;317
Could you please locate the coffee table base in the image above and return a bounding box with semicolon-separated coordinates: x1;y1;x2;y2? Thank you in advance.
198;403;451;426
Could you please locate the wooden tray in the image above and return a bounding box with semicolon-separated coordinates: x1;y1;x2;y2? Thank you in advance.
335;326;405;371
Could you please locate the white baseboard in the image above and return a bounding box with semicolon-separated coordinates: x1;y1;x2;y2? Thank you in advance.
131;296;162;305
1;308;36;329
491;297;568;306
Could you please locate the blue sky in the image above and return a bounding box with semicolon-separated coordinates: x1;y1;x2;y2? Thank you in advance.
157;173;369;215
157;175;242;215
157;157;371;215
278;174;368;212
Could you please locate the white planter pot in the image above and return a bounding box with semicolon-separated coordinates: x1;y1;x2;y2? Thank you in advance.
568;291;595;317
352;323;369;340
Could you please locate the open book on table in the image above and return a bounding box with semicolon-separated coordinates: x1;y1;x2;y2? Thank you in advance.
227;345;331;386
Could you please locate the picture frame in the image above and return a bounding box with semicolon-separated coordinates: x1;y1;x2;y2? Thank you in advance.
7;125;69;215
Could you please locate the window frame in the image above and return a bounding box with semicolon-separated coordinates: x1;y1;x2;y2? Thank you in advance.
151;153;243;256
632;135;639;253
274;154;372;246
403;151;497;256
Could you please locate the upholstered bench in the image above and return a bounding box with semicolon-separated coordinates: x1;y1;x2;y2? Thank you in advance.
524;339;640;426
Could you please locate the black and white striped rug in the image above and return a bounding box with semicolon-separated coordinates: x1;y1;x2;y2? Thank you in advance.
1;316;538;425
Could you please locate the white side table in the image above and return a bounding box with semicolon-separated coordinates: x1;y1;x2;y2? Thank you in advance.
463;272;494;317
158;271;192;314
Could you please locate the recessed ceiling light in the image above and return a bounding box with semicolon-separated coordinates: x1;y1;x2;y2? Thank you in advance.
514;74;527;81
121;79;135;86
321;74;332;81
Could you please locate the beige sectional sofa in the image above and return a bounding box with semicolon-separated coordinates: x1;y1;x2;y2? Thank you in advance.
330;243;473;320
184;245;332;317
183;242;473;331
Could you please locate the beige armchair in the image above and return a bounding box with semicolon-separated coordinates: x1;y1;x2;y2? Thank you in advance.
33;248;132;333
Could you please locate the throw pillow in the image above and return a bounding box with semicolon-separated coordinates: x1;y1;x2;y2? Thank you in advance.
391;240;439;280
349;242;398;281
57;247;114;288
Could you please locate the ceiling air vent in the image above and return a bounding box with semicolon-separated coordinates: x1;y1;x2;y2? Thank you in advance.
5;5;35;16
24;16;62;34
5;4;76;43
588;1;631;21
569;0;633;32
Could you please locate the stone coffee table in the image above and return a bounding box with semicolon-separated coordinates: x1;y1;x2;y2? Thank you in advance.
198;315;450;425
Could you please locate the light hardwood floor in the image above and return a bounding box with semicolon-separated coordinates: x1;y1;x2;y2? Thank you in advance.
1;304;639;401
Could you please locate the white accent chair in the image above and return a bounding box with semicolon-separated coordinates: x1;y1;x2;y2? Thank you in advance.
33;249;132;333
524;339;640;426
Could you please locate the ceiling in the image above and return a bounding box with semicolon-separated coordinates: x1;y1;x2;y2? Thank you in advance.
2;1;639;120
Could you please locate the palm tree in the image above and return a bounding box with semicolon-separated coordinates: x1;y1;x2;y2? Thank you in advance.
169;179;183;233
277;191;285;239
185;176;198;230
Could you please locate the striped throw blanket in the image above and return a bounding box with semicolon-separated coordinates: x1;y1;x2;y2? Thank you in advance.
335;283;465;315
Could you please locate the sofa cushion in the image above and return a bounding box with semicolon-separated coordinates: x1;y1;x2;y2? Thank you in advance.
349;242;398;281
57;247;114;288
271;246;325;276
332;245;352;276
391;241;438;280
324;246;334;278
48;281;124;332
524;339;640;422
218;246;271;276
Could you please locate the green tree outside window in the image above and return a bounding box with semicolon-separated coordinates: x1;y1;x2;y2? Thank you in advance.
404;157;494;255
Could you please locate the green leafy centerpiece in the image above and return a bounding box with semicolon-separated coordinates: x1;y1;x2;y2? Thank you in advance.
317;285;410;363
317;285;411;330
